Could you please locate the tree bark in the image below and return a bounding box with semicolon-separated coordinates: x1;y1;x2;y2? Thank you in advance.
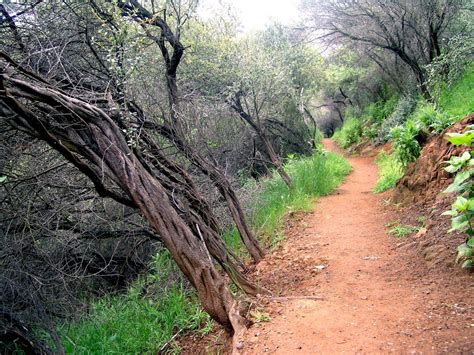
114;0;265;263
230;92;294;191
0;70;247;331
155;126;266;262
261;132;294;190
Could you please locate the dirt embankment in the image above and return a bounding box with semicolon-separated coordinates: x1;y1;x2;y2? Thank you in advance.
394;114;474;205
391;114;474;269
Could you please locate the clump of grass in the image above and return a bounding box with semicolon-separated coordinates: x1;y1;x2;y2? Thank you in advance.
251;151;351;246
386;221;420;237
373;151;405;193
60;251;211;354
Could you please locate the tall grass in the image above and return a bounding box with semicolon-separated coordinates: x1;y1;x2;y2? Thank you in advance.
249;152;351;246
373;151;405;193
60;251;211;354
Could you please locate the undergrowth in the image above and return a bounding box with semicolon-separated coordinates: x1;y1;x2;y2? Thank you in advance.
386;221;421;238
60;251;211;354
438;63;474;119
332;117;362;148
373;152;405;193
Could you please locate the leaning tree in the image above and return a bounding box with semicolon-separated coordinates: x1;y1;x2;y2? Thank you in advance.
0;59;255;333
0;0;266;341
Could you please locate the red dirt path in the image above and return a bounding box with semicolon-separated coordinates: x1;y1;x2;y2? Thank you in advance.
234;139;473;354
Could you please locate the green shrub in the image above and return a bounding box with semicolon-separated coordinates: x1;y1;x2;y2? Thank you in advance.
332;117;362;148
373;152;405;193
412;101;454;133
363;125;378;140
365;95;399;124
390;119;422;166
376;95;417;143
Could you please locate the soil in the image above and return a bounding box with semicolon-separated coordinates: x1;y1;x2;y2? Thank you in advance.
180;137;474;354
234;139;474;354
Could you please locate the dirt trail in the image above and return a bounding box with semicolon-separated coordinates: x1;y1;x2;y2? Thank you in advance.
237;139;473;354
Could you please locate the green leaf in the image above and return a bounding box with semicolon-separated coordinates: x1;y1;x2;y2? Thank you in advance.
453;196;469;211
461;259;473;270
444;152;471;173
468;199;474;212
444;170;471;193
456;243;473;263
446;132;474;146
450;214;469;232
441;210;458;217
467;237;474;247
0;176;6;183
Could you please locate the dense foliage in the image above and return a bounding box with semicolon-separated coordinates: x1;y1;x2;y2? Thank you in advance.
442;126;474;270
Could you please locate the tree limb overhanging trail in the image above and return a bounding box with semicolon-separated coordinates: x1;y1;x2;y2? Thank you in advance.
0;61;260;333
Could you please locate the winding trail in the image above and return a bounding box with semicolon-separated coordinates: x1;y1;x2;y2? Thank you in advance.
237;139;473;354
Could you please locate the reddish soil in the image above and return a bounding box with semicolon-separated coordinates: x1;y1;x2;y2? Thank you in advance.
394;114;474;206
231;139;474;354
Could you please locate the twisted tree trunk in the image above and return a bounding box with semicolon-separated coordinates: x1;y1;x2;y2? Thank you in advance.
114;0;265;263
0;68;251;331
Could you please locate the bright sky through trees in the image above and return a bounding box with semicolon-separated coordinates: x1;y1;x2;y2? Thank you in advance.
198;0;301;32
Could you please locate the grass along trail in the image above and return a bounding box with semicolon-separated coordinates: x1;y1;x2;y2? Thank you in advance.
236;139;473;354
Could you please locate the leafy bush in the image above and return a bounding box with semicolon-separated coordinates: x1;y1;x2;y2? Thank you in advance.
362;125;378;140
442;125;474;271
376;95;417;143
332;117;362;148
365;96;399;124
407;101;454;133
390;119;422;166
373;152;405;193
60;251;210;354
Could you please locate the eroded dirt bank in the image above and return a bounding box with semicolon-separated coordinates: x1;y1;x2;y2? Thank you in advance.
235;139;473;354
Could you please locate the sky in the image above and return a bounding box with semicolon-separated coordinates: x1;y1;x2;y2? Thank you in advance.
198;0;302;32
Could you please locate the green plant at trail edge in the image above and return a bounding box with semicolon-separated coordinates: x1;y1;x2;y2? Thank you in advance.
373;151;405;193
387;222;420;238
442;124;474;271
332;117;362;149
60;250;211;354
249;309;271;323
390;119;422;166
